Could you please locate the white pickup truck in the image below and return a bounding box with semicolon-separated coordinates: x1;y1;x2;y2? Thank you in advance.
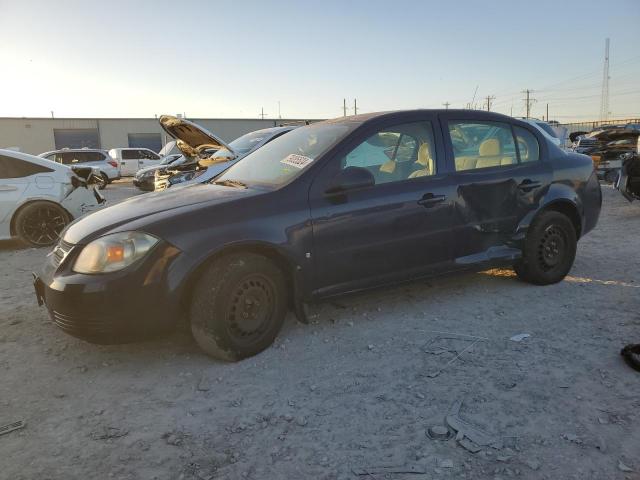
108;148;162;176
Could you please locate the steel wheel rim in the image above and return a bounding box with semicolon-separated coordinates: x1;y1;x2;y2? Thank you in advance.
226;273;276;345
20;206;66;246
537;224;567;271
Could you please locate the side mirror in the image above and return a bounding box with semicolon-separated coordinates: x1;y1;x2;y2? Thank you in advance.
325;166;375;195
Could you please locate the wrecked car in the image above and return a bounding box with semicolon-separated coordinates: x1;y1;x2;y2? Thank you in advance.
0;149;105;246
133;154;184;191
573;127;640;182
34;110;601;361
154;115;297;190
616;149;640;201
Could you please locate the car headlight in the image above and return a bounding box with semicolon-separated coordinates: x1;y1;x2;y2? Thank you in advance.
73;232;159;274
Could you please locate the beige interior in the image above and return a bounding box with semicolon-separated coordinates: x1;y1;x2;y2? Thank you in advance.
455;138;516;171
408;142;434;178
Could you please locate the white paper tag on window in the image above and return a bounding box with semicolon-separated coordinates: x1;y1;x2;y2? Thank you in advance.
280;154;313;169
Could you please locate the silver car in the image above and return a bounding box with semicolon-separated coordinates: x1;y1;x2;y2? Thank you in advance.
39;148;120;189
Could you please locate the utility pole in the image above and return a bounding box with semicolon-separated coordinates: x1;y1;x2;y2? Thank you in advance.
343;98;347;117
353;98;358;115
485;95;495;112
442;102;450;110
260;107;267;119
600;38;610;121
278;101;281;119
546;103;549;122
522;89;535;118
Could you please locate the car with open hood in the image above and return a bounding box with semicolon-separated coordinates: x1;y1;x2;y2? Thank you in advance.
0;149;105;246
154;115;297;190
33;110;601;361
133;154;184;191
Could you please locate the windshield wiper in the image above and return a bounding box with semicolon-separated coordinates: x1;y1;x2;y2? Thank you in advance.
213;179;247;188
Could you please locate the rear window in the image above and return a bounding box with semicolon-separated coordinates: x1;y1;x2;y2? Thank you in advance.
0;155;54;179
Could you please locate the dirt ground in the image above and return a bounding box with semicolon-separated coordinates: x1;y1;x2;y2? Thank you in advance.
0;181;638;480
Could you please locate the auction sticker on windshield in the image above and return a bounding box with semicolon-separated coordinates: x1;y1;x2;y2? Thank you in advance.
280;154;313;169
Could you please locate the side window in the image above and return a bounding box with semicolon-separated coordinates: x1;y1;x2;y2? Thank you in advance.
341;121;436;185
58;152;75;165
448;121;517;171
139;149;158;160
514;126;540;163
0;155;54;179
122;150;138;160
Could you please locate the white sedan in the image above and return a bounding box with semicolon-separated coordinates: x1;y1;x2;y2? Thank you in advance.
0;149;105;246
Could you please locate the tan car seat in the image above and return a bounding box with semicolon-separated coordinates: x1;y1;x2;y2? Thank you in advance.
474;138;516;169
408;143;434;178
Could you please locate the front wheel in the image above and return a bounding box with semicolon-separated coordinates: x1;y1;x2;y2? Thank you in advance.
97;173;108;190
190;253;288;361
14;201;71;247
514;211;577;285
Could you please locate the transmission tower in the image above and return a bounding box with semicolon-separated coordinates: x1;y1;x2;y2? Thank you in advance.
599;38;610;121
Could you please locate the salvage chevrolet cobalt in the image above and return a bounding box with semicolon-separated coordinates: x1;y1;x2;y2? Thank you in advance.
34;110;602;361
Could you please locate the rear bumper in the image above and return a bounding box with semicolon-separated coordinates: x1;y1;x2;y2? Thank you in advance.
34;241;183;343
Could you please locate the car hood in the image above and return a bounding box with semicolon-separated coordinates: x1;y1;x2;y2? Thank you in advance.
62;182;255;244
159;115;234;158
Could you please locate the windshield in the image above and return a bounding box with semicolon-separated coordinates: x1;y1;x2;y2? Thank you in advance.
215;123;351;187
226;130;273;156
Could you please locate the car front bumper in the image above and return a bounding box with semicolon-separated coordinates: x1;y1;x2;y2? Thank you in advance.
133;177;155;191
34;240;183;343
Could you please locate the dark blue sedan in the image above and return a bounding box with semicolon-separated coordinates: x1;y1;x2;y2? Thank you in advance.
34;110;602;361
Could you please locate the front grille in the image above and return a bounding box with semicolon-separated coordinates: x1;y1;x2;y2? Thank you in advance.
51;310;114;337
51;239;74;268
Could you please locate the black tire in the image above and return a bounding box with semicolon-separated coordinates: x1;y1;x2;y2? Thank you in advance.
190;253;288;361
98;173;108;190
514;211;577;285
14;201;71;247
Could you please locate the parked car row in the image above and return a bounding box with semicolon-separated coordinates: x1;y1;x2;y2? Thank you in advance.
32;109;603;362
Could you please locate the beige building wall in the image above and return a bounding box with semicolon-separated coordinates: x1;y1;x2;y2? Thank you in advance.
0;117;315;155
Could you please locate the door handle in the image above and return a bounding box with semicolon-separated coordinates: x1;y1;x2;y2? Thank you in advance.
518;179;542;191
417;193;446;207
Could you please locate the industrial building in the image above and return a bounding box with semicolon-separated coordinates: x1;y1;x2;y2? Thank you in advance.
0;116;314;155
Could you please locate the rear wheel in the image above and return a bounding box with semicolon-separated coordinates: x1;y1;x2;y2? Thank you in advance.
514;211;577;285
190;253;288;361
98;173;109;190
14;201;70;247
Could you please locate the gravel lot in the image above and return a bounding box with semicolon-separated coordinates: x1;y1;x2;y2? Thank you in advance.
1;181;639;480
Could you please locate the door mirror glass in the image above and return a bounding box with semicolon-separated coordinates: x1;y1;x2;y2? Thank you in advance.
325;166;374;194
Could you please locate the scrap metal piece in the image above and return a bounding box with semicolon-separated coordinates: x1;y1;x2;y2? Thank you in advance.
426;425;453;440
351;465;427;476
0;420;25;437
445;401;501;447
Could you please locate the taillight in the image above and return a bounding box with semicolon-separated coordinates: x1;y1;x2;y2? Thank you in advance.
108;160;118;168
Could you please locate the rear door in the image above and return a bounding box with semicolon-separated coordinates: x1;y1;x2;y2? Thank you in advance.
441;115;552;262
308;115;457;296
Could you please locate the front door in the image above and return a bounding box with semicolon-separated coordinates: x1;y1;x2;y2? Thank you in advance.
443;118;552;261
309;118;457;296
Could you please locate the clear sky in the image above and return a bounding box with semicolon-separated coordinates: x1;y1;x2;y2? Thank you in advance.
0;0;638;122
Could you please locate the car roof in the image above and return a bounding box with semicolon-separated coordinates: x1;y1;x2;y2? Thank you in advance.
40;148;108;156
318;109;518;128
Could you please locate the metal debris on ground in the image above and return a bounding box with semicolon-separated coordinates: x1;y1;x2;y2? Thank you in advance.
89;426;129;440
426;425;453;440
351;465;427;476
509;333;531;342
445;400;503;450
421;331;488;378
0;420;25;437
618;459;634;472
620;344;640;372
